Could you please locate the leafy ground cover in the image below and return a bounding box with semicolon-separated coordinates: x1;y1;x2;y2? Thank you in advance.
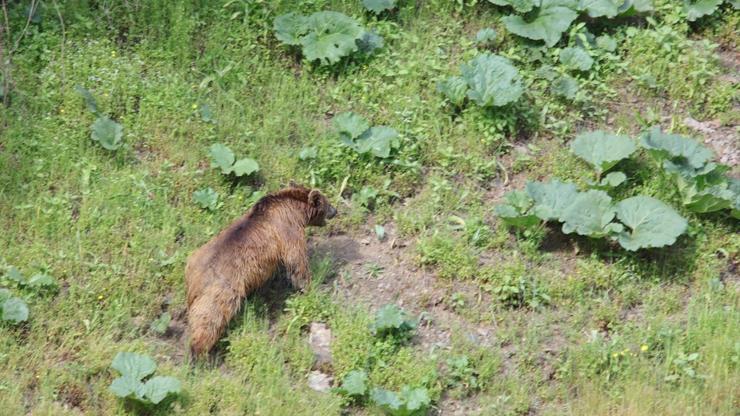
0;1;738;415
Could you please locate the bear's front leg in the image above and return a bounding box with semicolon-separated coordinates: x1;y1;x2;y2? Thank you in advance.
284;240;312;292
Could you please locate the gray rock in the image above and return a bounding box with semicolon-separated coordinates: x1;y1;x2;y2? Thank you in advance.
309;322;332;369
307;370;333;393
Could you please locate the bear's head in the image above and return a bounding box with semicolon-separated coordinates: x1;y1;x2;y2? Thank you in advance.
306;189;337;226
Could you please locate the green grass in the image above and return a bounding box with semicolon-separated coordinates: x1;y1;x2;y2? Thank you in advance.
1;1;739;415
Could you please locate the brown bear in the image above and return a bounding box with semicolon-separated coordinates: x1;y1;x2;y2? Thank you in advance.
185;184;337;357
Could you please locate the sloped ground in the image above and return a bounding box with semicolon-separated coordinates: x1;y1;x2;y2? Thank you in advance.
0;2;738;415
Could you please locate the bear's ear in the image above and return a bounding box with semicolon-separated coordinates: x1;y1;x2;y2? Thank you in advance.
308;189;322;207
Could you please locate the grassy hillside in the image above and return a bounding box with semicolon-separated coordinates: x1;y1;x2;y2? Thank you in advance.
0;1;738;415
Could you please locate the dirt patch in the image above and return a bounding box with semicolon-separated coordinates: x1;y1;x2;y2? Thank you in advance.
311;224;499;353
717;48;739;84
683;117;739;168
56;383;86;412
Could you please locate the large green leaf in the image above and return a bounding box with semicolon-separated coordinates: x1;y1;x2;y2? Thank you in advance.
209;143;236;174
525;180;579;221
355;126;398;158
338;370;368;397
273;13;309;45
375;304;405;331
91;117;123;150
502;0;579;47
437;76;468;106
141;376;181;404
27;273;58;290
640;126;713;169
373;304;416;334
460;54;523;107
363;0;397;13
475;28;498;44
193;187;219;211
618;0;654;14
110;376;144;399
231;158;260;177
595;171;627;188
111;352;157;381
494;190;539;227
664;159;723;180
729;178;740;219
357;30;384;54
370;386;430;415
371;388;403;411
570;130;637;174
398;386;431;413
333;112;370;144
551;75;579;99
615;196;688;251
2;297;29;323
683;0;723;21
149;312;172;335
682;183;734;213
579;0;622;17
560;190;620;237
596;34;618;52
488;0;536;12
27;273;55;287
75;85;99;114
300;12;364;65
4;266;24;283
559;47;594;71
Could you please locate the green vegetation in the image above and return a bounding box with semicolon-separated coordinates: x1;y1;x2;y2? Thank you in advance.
439;53;524;108
273;11;381;65
497;125;740;250
0;267;58;324
333;112;400;158
0;0;738;415
208;143;260;177
641;127;740;216
371;304;417;342
109;352;181;407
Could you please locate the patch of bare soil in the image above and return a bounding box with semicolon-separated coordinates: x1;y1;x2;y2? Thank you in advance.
56;383;86;413
310;225;506;415
717;47;739;85
312;225;499;354
683;117;739;168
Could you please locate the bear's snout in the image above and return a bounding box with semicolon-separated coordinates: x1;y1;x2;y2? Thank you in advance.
327;206;337;219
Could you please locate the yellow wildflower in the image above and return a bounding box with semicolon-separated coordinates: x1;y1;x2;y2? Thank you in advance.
641;344;649;352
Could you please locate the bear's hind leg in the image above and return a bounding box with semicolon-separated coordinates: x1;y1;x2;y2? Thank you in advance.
188;284;242;357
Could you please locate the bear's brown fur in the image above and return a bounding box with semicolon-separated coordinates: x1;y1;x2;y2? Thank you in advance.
185;184;337;357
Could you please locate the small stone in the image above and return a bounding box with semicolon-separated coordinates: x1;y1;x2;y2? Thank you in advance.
683;117;715;134
308;371;333;393
308;322;332;368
